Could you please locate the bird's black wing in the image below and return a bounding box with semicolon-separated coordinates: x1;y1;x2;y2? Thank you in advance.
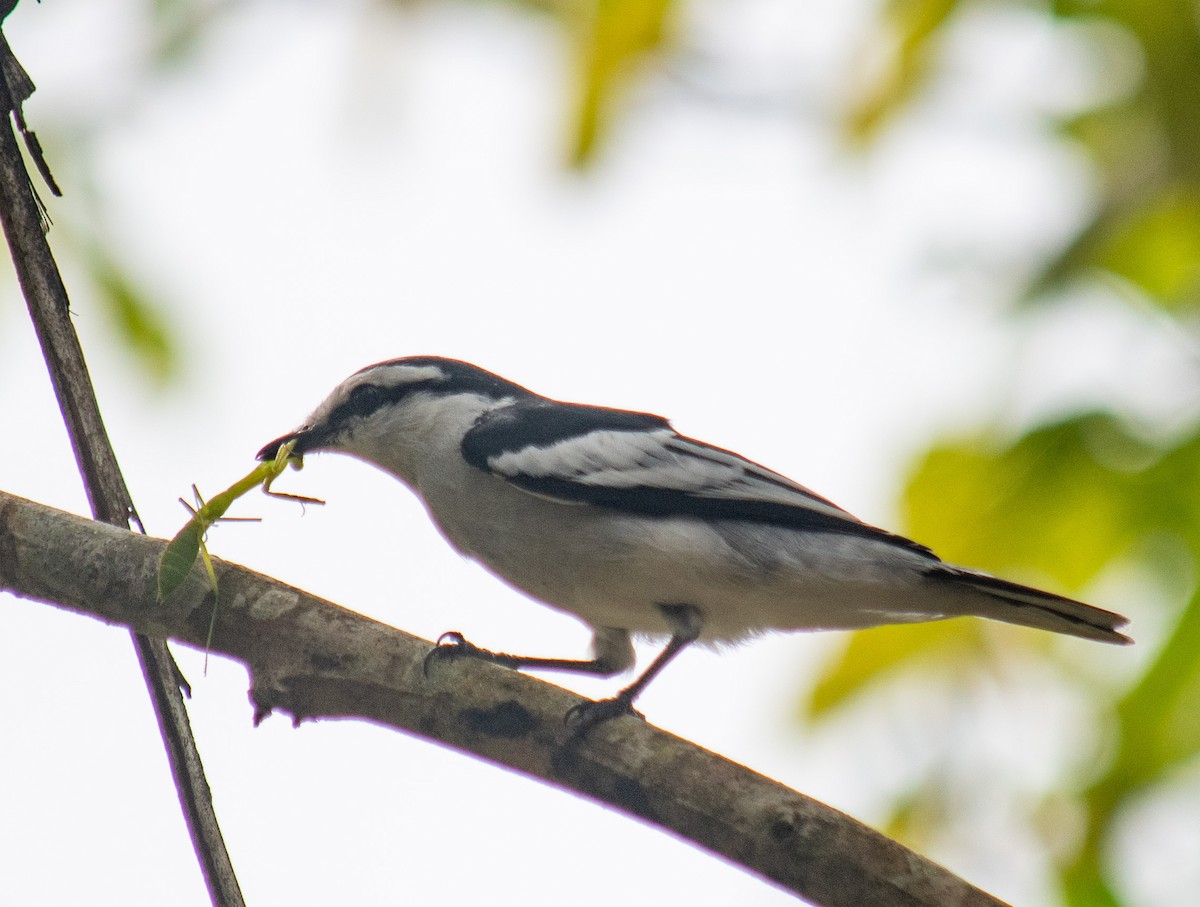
462;400;936;557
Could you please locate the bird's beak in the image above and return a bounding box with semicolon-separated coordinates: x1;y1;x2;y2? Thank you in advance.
256;428;313;462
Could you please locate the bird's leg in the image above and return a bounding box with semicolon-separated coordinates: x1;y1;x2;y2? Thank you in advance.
565;603;702;730
424;627;634;679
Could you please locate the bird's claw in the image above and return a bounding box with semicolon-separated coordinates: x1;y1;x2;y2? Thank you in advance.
424;631;477;677
423;631;519;678
564;694;644;732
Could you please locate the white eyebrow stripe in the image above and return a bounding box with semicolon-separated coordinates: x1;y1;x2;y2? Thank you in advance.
364;363;447;388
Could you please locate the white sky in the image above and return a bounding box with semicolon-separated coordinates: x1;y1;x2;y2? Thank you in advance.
0;1;1185;905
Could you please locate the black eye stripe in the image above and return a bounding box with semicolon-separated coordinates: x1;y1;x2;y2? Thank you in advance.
329;381;413;429
348;383;387;416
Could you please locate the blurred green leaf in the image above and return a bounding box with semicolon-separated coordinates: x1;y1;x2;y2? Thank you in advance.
806;619;983;718
1045;0;1200;310
811;410;1200;903
1062;589;1200;906
847;0;1200;320
901;413;1159;591
1096;186;1200;306
1116;593;1200;780
842;0;963;143
807;412;1176;723
568;0;673;165
895;412;1200;905
89;248;178;386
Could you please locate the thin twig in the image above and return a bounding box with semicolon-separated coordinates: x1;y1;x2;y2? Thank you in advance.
0;489;1012;907
0;27;244;907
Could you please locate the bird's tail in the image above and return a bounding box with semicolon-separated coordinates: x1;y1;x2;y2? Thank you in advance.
927;565;1132;645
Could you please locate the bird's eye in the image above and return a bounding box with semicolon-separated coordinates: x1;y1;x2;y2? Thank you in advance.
348;383;386;417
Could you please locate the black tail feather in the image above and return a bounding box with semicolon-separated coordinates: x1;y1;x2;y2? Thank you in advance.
926;565;1132;645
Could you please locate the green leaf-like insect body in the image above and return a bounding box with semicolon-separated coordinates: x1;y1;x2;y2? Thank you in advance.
156;441;319;603
157;520;204;603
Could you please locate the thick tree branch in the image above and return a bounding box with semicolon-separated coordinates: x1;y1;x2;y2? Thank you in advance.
0;21;243;905
0;489;1009;907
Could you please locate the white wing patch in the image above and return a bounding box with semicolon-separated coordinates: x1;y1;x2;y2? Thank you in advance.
488;429;681;485
486;427;859;522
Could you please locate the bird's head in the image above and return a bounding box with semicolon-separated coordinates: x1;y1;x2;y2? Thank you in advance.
256;356;531;476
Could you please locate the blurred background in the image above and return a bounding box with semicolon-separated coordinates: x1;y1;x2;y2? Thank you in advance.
1;0;1197;904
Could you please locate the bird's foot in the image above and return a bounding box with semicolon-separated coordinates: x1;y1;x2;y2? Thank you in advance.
564;693;644;733
423;631;521;678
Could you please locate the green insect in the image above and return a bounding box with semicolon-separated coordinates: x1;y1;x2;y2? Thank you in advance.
156;440;322;653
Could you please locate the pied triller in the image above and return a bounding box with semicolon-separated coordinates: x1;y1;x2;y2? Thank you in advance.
257;356;1131;726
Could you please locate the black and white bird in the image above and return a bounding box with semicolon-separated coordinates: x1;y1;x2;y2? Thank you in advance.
257;356;1131;726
